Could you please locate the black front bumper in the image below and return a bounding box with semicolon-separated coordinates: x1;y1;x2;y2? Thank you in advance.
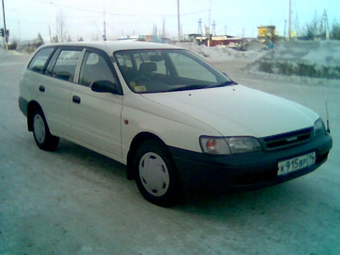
169;133;332;194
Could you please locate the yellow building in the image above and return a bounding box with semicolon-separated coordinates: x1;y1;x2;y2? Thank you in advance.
257;26;276;38
257;25;276;42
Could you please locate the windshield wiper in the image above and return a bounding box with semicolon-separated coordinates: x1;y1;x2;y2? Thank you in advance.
212;81;238;87
168;84;210;92
168;81;237;92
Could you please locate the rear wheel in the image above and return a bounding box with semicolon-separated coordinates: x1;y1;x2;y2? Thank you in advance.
32;109;59;151
134;140;180;207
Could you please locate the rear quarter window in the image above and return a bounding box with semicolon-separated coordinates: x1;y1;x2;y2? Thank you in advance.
28;47;55;73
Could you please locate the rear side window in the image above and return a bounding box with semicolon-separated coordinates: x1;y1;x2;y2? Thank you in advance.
28;47;54;73
52;50;82;82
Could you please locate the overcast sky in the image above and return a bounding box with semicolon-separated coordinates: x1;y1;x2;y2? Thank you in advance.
2;0;339;42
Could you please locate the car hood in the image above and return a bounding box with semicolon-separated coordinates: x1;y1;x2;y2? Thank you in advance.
141;85;318;137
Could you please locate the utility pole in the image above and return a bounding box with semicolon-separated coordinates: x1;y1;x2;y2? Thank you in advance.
322;9;329;40
284;19;287;39
288;0;292;40
177;0;180;42
2;0;8;49
56;10;59;42
207;0;212;46
103;4;107;41
198;18;202;35
103;21;107;41
17;16;20;41
162;19;166;38
212;21;216;36
49;25;52;43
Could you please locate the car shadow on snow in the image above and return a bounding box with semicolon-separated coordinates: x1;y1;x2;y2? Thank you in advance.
175;176;322;221
53;138;127;181
46;138;321;216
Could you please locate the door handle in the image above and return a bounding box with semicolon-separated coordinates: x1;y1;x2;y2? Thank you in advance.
39;85;45;92
72;95;81;104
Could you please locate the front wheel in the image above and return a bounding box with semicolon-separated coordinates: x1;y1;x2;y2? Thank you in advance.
134;140;181;207
32;109;60;151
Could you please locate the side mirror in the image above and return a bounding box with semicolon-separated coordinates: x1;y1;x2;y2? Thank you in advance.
91;80;119;94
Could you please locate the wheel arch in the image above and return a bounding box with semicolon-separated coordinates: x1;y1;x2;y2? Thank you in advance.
27;101;43;131
126;132;170;180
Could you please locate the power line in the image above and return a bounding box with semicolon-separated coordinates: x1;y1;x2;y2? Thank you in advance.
35;0;208;18
224;26;242;37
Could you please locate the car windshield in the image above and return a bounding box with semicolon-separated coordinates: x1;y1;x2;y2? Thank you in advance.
114;49;235;93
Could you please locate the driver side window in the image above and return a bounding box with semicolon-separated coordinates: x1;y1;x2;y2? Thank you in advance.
79;52;116;87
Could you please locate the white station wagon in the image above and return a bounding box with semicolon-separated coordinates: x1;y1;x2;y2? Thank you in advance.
19;41;332;206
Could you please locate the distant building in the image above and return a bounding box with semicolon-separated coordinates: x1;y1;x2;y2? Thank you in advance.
117;35;171;44
188;34;242;48
257;25;277;43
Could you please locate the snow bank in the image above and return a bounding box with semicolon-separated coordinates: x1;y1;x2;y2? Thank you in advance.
248;40;340;79
0;47;24;57
180;40;340;80
178;42;268;63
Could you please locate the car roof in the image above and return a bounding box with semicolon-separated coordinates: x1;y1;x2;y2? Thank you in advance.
40;41;181;55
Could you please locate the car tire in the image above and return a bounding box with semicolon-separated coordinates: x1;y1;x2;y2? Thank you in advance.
134;140;181;207
32;109;60;151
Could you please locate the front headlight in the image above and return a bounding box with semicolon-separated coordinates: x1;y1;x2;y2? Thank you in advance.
200;136;262;155
313;118;326;136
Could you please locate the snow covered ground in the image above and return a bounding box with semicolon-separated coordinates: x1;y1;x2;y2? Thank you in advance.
0;42;339;254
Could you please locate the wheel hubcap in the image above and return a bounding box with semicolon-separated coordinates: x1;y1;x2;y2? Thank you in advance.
33;115;46;143
139;152;170;197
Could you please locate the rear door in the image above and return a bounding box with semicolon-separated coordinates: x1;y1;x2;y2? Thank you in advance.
70;48;123;159
32;47;83;136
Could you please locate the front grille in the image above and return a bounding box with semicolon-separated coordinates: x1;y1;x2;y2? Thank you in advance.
261;127;313;151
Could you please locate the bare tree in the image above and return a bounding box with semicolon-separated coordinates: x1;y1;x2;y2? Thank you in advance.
331;20;340;40
299;12;323;40
294;13;301;37
56;9;68;42
34;33;44;47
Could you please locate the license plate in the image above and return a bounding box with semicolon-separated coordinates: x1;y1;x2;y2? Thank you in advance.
278;152;315;176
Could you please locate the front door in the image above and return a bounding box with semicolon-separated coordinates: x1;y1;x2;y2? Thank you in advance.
70;49;123;159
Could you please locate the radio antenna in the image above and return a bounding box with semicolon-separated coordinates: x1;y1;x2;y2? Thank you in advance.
326;101;330;133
